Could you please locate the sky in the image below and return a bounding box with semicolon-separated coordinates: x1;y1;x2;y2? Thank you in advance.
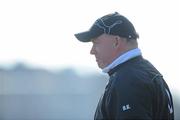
0;0;180;91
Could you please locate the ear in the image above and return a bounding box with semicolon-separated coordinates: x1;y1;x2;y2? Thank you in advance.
113;36;121;48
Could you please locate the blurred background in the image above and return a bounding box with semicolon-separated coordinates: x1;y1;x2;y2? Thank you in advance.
0;0;180;120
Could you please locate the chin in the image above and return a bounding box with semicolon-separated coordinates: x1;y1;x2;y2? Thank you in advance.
96;61;106;69
97;64;105;69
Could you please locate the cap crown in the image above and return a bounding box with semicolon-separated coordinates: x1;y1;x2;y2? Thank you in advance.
91;12;139;39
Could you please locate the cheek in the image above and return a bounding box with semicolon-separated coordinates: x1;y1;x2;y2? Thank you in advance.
104;47;114;59
98;45;114;61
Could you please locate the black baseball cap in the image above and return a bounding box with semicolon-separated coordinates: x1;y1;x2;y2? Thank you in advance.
74;12;139;42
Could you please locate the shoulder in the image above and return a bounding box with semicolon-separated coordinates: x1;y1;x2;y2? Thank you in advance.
109;65;155;97
111;56;161;86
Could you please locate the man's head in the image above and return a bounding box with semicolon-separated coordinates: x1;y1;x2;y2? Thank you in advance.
75;12;139;69
90;34;138;68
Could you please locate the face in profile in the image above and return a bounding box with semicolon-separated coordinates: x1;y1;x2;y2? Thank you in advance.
90;34;117;69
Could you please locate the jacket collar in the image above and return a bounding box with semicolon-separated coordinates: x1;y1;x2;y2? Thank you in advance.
108;55;143;76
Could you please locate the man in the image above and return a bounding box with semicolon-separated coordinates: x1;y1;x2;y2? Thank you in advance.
74;12;174;120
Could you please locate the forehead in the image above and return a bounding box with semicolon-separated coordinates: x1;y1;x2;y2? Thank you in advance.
91;34;115;43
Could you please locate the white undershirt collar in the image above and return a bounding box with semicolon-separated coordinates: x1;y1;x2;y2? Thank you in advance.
102;48;142;73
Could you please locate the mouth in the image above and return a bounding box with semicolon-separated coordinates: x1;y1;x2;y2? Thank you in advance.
95;58;101;65
95;58;99;62
95;57;101;65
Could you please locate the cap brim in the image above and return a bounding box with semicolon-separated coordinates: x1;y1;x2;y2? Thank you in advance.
74;31;102;42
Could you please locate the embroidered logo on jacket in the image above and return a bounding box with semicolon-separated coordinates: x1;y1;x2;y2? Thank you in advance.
122;104;131;111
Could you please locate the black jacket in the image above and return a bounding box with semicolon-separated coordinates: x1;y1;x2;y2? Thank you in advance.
94;56;174;120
